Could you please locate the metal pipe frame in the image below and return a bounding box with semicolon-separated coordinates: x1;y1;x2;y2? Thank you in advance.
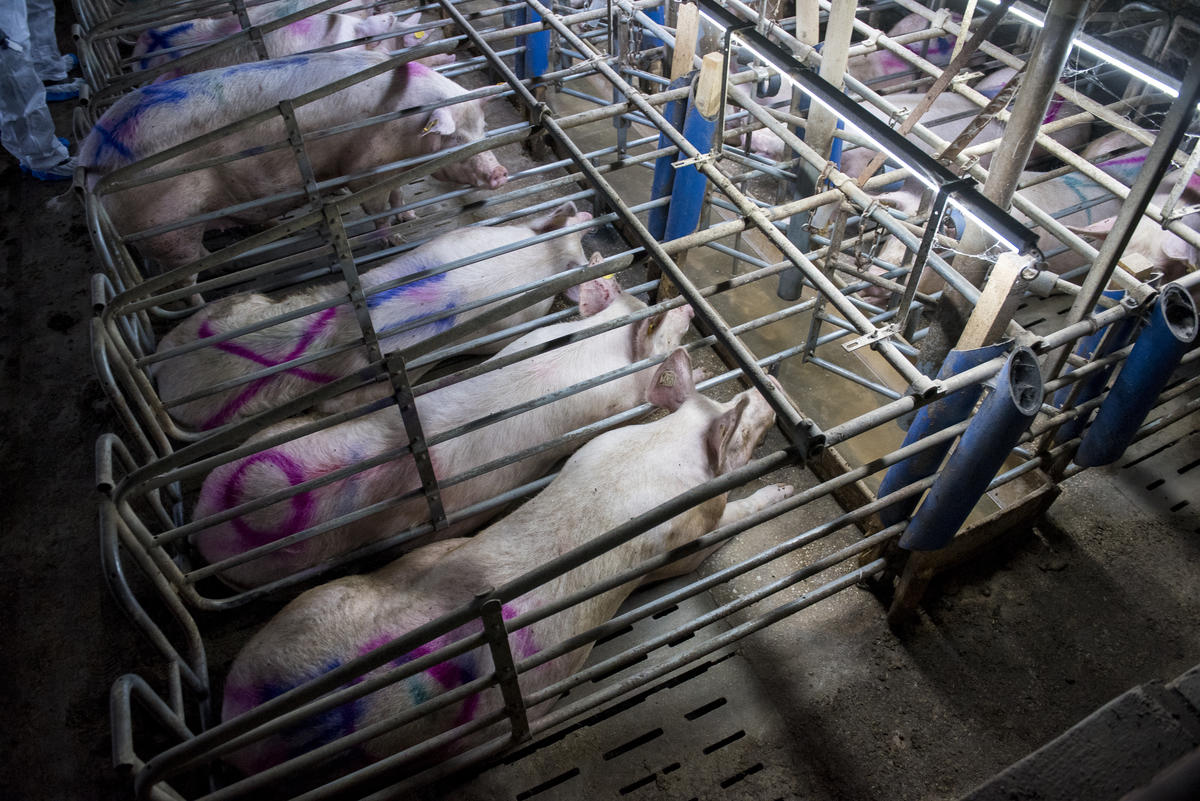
92;4;1200;799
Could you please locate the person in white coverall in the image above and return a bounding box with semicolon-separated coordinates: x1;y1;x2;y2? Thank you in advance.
0;0;82;180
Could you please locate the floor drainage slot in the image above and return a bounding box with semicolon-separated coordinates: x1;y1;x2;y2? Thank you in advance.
702;730;746;755
684;697;727;720
515;767;580;800
617;774;658;795
602;728;664;761
719;761;765;788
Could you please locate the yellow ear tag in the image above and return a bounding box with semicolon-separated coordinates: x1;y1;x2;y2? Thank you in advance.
414;31;425;39
647;318;658;334
423;120;435;133
603;273;615;280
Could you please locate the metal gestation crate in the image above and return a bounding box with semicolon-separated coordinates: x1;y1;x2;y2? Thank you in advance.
86;0;1200;798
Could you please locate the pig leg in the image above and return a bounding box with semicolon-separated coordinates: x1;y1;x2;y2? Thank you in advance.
141;223;213;307
717;483;795;528
644;483;796;582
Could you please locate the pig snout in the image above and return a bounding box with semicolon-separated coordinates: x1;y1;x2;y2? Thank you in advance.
435;152;508;190
485;164;509;189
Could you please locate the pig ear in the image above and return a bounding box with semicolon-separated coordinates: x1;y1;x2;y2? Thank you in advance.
529;201;578;233
646;348;695;411
356;13;396;47
563;253;605;303
398;11;424;47
576;276;622;316
422;107;456;137
706;396;752;475
1065;217;1115;241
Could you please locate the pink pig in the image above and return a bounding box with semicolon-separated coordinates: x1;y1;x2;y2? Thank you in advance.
132;11;454;78
190;277;697;589
80;51;508;274
151;201;594;430
220;346;792;773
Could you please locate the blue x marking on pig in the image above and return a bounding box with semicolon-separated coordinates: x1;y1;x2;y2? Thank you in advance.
90;82;193;163
138;23;194;69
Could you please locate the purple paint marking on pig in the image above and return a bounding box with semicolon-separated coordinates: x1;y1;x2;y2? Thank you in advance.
198;307;340;429
223;681;261;718
223;451;316;543
501;603;539;659
1042;97;1066;125
406;60;434;77
1100;155;1145;168
880;51;909;73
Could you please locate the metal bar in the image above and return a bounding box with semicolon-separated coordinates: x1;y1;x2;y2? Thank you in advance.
480;598;531;744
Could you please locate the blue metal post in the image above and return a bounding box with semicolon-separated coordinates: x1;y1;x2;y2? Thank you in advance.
643;4;665;50
900;347;1045;551
1052;289;1139;445
876;340;1011;527
662;83;719;241
509;6;527;81
1074;284;1198;467
648;75;693;241
524;6;550;78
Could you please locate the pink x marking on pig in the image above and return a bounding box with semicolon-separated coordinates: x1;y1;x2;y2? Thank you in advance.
198;308;341;429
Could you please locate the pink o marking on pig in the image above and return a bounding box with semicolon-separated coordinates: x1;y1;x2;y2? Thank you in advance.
223;451;315;543
197;307;340;429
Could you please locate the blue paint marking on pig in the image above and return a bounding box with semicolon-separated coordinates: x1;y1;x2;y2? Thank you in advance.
1059;173;1103;219
139;22;195;69
376;300;460;343
89;81;193;163
223;54;312;76
259;658;366;747
365;270;450;310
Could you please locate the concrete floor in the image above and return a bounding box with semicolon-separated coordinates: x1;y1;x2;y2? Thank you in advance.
3;11;1199;801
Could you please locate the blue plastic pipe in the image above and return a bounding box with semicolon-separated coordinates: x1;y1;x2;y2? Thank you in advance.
662;85;719;241
509;6;527;81
644;5;665;49
648;75;693;241
1052;289;1139;445
1074;284;1198;467
900;347;1045;551
525;7;550;78
876;340;1011;528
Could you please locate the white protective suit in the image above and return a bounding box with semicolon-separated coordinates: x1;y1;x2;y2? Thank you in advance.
0;0;73;171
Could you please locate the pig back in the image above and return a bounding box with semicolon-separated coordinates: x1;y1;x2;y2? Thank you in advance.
83;52;437;225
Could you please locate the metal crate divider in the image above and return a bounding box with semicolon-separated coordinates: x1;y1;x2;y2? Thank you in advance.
81;1;1200;799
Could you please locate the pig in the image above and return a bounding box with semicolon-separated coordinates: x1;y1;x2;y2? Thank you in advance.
219;346;792;773
745;90;1003;171
132;11;454;79
151;201;594;430
190;277;697;589
79;51;508;276
860;161;1198;303
847;12;960;89
747;75;1087;177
